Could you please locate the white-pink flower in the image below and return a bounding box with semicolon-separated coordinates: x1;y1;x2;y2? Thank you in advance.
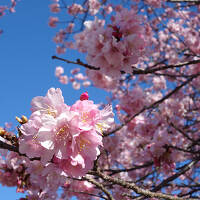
31;88;69;117
55;66;64;77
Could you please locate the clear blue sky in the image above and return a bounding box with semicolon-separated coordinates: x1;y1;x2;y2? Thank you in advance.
0;0;108;199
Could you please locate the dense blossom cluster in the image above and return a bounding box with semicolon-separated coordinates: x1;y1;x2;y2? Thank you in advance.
19;88;114;178
0;89;113;199
0;150;68;199
1;0;200;199
74;7;147;77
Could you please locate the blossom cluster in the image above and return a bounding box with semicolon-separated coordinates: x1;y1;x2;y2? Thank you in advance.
74;7;147;77
0;150;73;199
0;148;99;199
19;88;114;177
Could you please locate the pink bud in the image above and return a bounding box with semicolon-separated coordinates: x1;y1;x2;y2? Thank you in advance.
80;92;89;101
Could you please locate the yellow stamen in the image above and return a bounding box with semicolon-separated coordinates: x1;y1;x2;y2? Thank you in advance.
81;112;89;123
96;123;104;135
47;107;57;117
79;137;90;152
56;126;68;136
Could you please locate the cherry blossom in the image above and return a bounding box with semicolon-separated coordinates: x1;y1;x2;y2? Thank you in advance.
19;88;114;178
48;17;59;28
74;7;147;77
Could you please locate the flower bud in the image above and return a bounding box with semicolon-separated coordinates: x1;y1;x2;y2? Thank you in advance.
80;92;89;101
21;115;28;124
16;116;23;124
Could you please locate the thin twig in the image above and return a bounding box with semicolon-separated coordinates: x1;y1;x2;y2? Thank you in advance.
104;162;153;176
83;176;114;200
52;55;100;70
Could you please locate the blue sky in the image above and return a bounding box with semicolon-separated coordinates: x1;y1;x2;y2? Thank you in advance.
0;0;108;199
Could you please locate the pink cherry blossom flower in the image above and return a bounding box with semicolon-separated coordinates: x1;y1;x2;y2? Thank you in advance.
59;75;68;84
86;69;118;90
56;45;66;54
82;81;91;87
66;23;74;33
103;4;113;14
55;66;64;77
71;99;114;135
72;81;81;90
48;17;59;28
49;3;60;13
31;88;69;117
87;0;101;15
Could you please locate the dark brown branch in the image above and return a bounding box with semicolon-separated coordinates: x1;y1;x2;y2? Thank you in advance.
179;189;200;198
52;55;100;70
52;57;200;76
167;145;200;154
104;162;153;176
170;122;195;142
0;140;19;152
132;59;200;75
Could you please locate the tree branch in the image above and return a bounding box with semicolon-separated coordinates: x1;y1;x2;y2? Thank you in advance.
0;140;18;152
52;55;200;76
104;162;153;176
52;55;100;70
89;168;195;200
83;176;114;200
132;59;200;75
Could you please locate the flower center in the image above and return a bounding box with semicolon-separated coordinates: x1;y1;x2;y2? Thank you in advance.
55;125;71;145
81;112;89;123
79;136;90;152
56;125;68;136
47;107;57;117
